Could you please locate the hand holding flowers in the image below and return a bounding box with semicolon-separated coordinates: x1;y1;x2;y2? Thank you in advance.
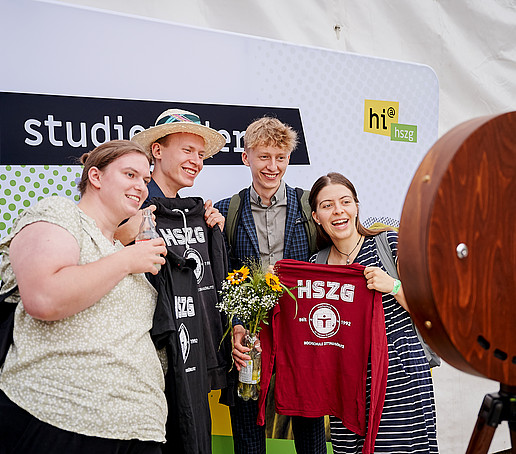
217;261;296;400
218;262;294;338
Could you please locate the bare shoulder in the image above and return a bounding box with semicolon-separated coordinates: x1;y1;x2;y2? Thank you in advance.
10;221;80;272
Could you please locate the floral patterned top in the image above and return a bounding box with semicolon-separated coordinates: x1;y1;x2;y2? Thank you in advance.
0;196;167;441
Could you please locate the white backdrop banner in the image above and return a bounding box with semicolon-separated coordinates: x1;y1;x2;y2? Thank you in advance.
0;0;438;239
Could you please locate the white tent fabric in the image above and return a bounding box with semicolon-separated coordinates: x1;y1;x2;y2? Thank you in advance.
31;1;516;452
49;0;516;138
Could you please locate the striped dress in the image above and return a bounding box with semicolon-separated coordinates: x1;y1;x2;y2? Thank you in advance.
329;231;438;453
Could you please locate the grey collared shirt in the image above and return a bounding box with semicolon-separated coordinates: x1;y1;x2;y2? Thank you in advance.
250;180;287;267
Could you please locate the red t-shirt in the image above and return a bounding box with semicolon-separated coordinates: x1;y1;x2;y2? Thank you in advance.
258;259;388;454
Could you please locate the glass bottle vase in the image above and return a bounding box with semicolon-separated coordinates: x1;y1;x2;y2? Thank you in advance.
237;332;261;401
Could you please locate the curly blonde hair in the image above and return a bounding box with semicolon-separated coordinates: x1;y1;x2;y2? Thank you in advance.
244;117;298;153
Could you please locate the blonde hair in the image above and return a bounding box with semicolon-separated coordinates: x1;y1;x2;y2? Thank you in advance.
244;117;298;153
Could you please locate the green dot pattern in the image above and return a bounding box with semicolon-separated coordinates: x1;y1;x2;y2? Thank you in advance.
0;165;82;237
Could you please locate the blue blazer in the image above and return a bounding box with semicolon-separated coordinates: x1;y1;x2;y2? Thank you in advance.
215;184;311;269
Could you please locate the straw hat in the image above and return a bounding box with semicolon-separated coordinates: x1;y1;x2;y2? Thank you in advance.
132;109;226;159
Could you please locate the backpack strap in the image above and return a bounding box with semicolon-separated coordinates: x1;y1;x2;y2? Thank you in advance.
295;187;317;255
374;232;398;279
226;187;317;262
374;232;441;368
225;188;247;265
314;247;331;264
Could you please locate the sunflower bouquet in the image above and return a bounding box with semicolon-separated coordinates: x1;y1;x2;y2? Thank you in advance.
217;260;296;400
218;261;295;337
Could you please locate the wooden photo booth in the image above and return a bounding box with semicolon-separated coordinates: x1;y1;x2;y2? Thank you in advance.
399;111;516;453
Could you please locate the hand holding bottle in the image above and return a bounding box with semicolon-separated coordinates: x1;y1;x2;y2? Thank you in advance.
126;238;166;275
135;207;164;271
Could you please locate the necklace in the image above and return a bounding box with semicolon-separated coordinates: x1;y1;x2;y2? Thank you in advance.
333;235;362;265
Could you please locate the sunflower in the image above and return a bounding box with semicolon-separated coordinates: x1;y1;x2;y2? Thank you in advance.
265;273;282;292
226;266;250;285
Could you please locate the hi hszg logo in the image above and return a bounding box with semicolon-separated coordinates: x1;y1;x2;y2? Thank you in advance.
364;99;417;143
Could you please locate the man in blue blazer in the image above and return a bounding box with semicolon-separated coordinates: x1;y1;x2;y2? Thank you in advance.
215;117;326;454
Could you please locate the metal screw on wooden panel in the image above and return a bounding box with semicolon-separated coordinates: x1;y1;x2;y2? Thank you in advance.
424;321;432;329
456;243;469;259
422;175;430;183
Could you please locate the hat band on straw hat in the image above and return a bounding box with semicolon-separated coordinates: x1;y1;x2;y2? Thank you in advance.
156;113;201;126
131;108;226;159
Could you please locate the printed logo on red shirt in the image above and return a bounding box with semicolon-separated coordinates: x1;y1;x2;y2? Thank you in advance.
309;303;341;338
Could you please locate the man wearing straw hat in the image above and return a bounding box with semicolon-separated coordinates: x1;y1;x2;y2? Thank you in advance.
125;108;226;229
123;108;228;454
130;105;228;371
